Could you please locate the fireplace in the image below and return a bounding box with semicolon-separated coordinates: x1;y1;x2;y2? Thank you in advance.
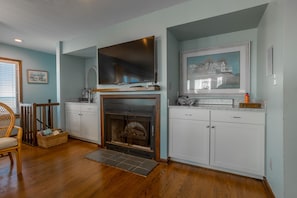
100;95;160;160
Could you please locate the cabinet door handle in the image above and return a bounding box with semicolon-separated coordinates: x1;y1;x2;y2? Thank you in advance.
211;126;215;128
206;125;210;128
232;116;241;118
185;113;192;116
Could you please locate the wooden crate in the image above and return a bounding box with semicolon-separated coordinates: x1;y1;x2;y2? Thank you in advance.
239;102;262;108
37;132;68;148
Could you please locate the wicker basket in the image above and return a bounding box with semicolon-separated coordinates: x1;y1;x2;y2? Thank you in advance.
37;131;68;148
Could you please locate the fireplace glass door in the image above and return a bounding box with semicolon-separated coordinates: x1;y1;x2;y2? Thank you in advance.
103;99;155;159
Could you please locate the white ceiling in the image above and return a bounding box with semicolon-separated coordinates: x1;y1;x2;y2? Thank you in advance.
0;0;189;55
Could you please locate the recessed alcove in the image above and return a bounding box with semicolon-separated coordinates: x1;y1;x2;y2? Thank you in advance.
167;4;268;41
166;4;268;105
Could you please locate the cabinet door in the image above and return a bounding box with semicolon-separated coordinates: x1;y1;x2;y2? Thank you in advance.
210;122;265;177
80;110;98;142
169;118;210;165
65;110;81;137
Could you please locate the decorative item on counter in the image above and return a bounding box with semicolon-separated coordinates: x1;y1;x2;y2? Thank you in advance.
87;89;93;103
177;96;196;106
82;88;88;98
240;94;262;108
244;93;250;103
239;93;262;108
239;102;262;108
80;88;93;103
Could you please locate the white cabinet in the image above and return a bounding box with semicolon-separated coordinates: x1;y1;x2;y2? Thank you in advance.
168;106;265;179
210;110;265;178
169;108;210;166
65;104;81;137
65;102;99;144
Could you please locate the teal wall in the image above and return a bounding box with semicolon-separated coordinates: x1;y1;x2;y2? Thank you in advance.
61;0;270;161
167;30;180;105
60;55;85;101
0;43;56;103
58;53;85;129
62;0;270;54
56;43;97;130
257;1;284;197
258;0;297;197
283;0;297;197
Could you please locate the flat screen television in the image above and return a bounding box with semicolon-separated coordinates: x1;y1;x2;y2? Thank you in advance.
98;36;156;85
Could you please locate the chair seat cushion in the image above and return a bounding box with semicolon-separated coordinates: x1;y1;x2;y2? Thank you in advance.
0;137;17;149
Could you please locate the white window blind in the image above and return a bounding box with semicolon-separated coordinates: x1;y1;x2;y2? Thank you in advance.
0;61;19;113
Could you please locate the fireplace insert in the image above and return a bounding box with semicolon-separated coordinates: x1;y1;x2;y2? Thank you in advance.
103;98;156;159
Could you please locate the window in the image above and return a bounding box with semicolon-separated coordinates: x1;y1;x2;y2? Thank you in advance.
0;57;22;114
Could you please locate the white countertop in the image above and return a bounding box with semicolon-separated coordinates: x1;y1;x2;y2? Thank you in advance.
65;101;97;105
169;105;265;112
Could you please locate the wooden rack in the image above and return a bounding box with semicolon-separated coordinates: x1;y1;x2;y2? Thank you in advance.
20;101;59;146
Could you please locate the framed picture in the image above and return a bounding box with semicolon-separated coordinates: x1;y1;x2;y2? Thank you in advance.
181;42;250;95
27;70;48;84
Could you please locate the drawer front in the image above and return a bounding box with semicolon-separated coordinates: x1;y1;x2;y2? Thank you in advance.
169;108;209;121
65;103;80;111
80;104;97;113
211;110;265;124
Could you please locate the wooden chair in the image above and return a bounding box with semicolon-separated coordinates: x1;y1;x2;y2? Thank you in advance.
0;102;23;174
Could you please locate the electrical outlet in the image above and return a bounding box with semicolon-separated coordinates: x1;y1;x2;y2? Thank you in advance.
273;74;277;86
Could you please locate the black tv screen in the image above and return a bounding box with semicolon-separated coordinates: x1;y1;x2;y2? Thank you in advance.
98;36;156;85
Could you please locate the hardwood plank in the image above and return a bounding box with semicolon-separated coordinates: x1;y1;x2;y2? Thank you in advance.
0;139;269;198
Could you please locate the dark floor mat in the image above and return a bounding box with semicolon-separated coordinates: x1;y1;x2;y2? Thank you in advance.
85;149;158;177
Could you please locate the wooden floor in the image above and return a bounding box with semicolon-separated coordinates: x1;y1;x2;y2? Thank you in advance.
0;139;269;198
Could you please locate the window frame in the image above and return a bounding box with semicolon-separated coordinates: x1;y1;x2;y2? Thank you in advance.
0;57;23;117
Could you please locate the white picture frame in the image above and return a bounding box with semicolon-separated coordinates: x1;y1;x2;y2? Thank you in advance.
181;42;250;95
